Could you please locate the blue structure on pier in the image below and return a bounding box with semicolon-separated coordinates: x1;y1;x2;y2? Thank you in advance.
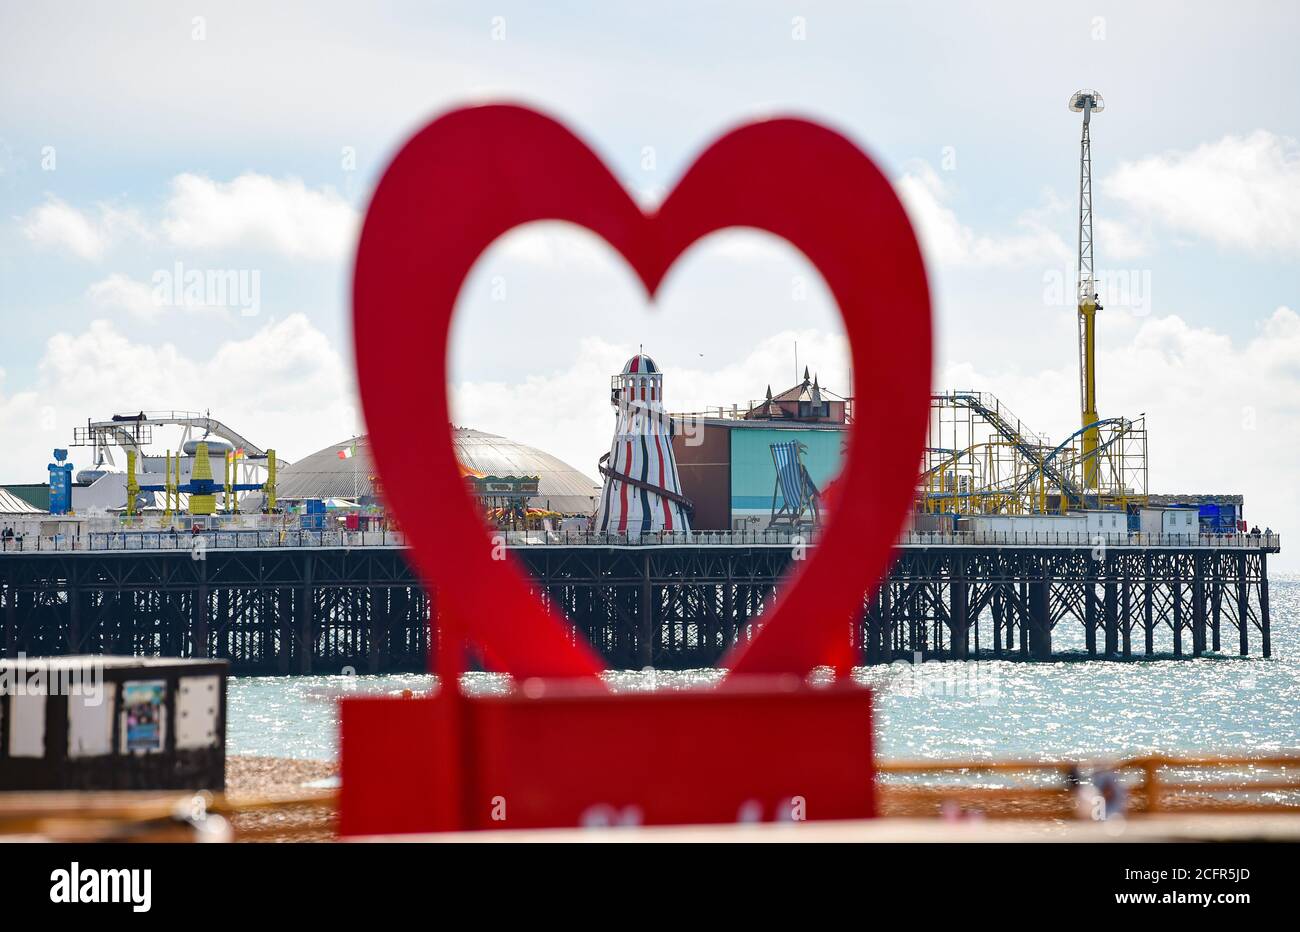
48;449;73;515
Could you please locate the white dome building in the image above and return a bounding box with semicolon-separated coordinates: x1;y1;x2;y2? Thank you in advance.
255;429;601;516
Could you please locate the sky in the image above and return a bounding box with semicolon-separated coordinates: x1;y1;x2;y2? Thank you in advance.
1;2;1298;564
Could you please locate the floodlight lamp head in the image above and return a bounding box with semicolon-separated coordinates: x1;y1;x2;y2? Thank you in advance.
1069;89;1105;113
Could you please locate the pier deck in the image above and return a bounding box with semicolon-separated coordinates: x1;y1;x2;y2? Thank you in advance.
0;533;1278;674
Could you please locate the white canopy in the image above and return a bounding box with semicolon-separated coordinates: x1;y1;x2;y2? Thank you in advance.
0;489;43;515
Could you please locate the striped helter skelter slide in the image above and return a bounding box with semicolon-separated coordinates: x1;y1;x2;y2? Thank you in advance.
596;353;691;534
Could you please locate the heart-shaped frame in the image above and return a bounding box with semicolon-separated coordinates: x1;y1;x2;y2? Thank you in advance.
353;104;930;681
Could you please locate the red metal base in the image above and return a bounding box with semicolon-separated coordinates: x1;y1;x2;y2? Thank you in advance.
339;678;875;836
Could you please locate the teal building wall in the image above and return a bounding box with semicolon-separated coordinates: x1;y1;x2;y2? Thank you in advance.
729;427;845;522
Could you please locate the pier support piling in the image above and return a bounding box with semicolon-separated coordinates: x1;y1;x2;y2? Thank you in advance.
0;538;1279;673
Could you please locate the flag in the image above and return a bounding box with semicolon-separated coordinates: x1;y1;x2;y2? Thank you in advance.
338;443;356;460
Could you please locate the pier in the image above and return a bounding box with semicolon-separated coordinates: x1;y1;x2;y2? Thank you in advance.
0;530;1277;674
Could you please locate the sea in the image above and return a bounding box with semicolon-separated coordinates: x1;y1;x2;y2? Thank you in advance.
227;576;1300;763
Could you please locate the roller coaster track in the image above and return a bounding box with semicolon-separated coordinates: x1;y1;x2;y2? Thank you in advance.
997;416;1136;508
934;392;1081;504
920;440;1033;509
921;402;1139;511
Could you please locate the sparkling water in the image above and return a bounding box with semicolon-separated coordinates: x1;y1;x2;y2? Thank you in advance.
227;577;1300;763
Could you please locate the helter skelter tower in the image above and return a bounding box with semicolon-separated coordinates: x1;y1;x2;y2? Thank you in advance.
596;352;692;534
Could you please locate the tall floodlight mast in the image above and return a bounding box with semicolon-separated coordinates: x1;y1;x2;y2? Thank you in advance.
1070;89;1104;494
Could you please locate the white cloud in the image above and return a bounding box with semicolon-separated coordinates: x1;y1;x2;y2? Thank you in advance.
1095;216;1152;261
633;184;667;210
0;314;358;483
21;198;102;259
1103;130;1300;255
87;273;160;318
87;266;264;320
697;230;798;264
494;223;617;269
20;196;147;261
161;173;358;260
19;173;357;263
895;164;1069;268
492;222;800;272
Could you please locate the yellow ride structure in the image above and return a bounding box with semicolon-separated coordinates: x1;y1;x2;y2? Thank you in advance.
1071;89;1104;492
919;391;1146;517
916;92;1150;520
124;442;278;517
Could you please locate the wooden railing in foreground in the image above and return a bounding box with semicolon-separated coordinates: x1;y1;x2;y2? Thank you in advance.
877;755;1300;820
0;790;337;842
0;754;1296;840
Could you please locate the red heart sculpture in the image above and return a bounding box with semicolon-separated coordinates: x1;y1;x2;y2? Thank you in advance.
353;105;930;681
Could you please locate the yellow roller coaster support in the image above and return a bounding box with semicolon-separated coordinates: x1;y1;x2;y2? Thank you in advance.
163;450;172;519
1080;295;1100;490
223;449;233;513
125;450;139;517
266;449;277;512
189;441;217;516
